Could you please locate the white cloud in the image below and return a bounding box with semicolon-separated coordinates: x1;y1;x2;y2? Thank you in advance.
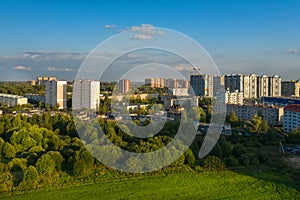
22;51;86;60
131;34;153;40
12;65;32;71
128;24;166;40
0;66;4;70
104;24;117;29
174;65;188;71
283;49;300;55
47;67;74;72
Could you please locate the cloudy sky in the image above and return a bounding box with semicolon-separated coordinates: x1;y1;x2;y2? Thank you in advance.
0;0;300;81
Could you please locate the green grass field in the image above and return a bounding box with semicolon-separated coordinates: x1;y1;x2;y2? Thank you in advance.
2;171;300;200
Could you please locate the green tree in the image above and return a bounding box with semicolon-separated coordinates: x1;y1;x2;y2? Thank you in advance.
20;166;39;190
35;154;56;175
261;120;269;134
2;143;16;158
228;110;239;124
73;159;87;177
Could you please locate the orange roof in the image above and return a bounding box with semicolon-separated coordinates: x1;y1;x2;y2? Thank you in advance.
284;104;300;112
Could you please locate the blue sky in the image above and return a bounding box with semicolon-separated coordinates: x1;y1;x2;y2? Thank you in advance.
0;0;300;81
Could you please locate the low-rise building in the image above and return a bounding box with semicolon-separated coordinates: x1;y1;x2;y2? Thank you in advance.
283;104;300;132
172;88;188;96
25;94;45;104
0;94;28;107
226;104;284;125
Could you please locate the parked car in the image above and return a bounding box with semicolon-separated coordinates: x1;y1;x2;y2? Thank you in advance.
283;146;291;151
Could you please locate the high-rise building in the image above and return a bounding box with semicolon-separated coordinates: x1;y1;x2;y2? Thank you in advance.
119;79;131;93
283;104;300;132
37;76;56;86
248;74;257;98
190;74;213;97
213;76;225;96
224;74;244;93
73;80;100;110
282;80;300;97
145;78;165;88
45;80;67;109
224;74;257;99
165;78;177;89
257;75;269;98
268;75;281;97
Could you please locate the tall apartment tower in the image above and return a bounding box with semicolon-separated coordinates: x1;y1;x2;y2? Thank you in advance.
224;74;245;93
213;75;225;96
248;74;257;98
73;80;100;110
165;78;178;89
268;75;281;97
257;75;269;98
37;76;56;86
282;80;300;97
119;79;131;94
190;74;213;97
45;80;67;109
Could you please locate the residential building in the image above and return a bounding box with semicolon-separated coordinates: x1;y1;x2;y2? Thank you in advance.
165;78;177;89
268;75;281;97
262;96;300;107
73;80;100;110
282;80;300;97
27;80;36;86
225;90;244;105
119;79;130;94
283;104;300;132
177;79;189;88
224;74;244;93
248;74;257;98
145;78;165;88
190;74;213;97
213;76;225;96
0;94;28;107
45;80;67;109
226;104;284;125
172;88;188;96
37;76;56;86
257;75;269;98
25;94;45;104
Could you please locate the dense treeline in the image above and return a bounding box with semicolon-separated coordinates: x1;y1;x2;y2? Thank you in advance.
0;111;296;193
0;82;44;96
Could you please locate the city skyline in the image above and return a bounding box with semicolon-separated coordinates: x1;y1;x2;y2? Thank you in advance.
0;0;300;81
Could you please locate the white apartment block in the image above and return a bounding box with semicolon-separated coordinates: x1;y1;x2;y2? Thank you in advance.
0;94;28;107
73;80;100;110
283;104;300;132
269;75;281;97
257;75;269;98
172;88;189;96
225;90;244;105
45;80;67;109
226;104;284;125
225;74;257;99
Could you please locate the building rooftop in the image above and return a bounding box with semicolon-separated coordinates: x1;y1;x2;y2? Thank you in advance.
284;104;300;112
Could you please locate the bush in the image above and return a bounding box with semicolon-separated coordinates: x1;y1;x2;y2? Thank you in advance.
203;156;226;171
225;156;240;167
73;159;87;177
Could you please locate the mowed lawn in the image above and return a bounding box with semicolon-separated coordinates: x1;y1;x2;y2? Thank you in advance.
3;171;300;200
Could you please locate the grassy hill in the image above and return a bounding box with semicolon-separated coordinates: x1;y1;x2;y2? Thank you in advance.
3;171;300;200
